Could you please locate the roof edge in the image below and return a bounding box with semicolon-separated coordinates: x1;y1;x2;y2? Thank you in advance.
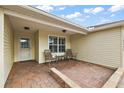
19;5;88;32
87;20;124;33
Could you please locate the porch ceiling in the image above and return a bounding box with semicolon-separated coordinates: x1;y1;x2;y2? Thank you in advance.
7;15;77;35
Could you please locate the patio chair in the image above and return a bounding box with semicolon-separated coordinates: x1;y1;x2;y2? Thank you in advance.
44;49;57;67
65;49;77;60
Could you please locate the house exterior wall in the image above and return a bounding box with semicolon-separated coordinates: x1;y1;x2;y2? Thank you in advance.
38;30;71;63
0;8;4;88
3;16;14;86
71;27;121;68
14;31;35;62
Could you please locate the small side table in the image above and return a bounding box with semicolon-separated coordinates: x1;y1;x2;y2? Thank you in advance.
57;55;65;61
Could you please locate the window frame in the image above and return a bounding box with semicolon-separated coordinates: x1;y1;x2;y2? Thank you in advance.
48;35;66;53
48;36;58;53
58;37;66;53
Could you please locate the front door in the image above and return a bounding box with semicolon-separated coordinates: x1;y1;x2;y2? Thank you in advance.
19;38;31;61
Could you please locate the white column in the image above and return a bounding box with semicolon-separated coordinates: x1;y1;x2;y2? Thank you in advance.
0;8;4;88
121;26;124;68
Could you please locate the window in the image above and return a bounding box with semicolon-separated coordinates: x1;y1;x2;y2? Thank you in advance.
49;36;58;52
49;36;66;53
59;37;65;52
20;38;30;48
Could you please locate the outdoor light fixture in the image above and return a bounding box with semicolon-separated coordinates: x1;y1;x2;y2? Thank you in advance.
62;29;67;33
24;26;30;30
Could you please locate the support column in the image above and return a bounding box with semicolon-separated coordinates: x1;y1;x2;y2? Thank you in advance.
121;26;124;68
0;8;4;88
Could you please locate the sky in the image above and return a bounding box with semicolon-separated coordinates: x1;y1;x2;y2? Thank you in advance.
33;5;124;27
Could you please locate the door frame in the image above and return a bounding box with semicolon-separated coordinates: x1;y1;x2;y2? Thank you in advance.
18;36;32;61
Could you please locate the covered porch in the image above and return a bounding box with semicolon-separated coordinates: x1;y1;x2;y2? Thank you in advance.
0;5;87;87
5;9;86;64
3;13;115;88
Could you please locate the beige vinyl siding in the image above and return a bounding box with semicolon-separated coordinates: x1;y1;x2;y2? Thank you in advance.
0;8;4;87
38;30;71;63
71;27;121;68
14;31;35;62
3;16;14;86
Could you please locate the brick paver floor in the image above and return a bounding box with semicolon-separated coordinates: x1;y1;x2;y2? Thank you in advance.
55;60;115;88
5;60;115;88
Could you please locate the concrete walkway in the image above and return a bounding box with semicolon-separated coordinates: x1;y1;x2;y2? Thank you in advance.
117;73;124;88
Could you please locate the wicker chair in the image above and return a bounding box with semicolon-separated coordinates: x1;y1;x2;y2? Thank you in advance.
65;49;77;60
44;49;57;67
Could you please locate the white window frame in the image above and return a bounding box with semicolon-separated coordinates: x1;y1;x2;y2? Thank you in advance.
48;35;66;53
